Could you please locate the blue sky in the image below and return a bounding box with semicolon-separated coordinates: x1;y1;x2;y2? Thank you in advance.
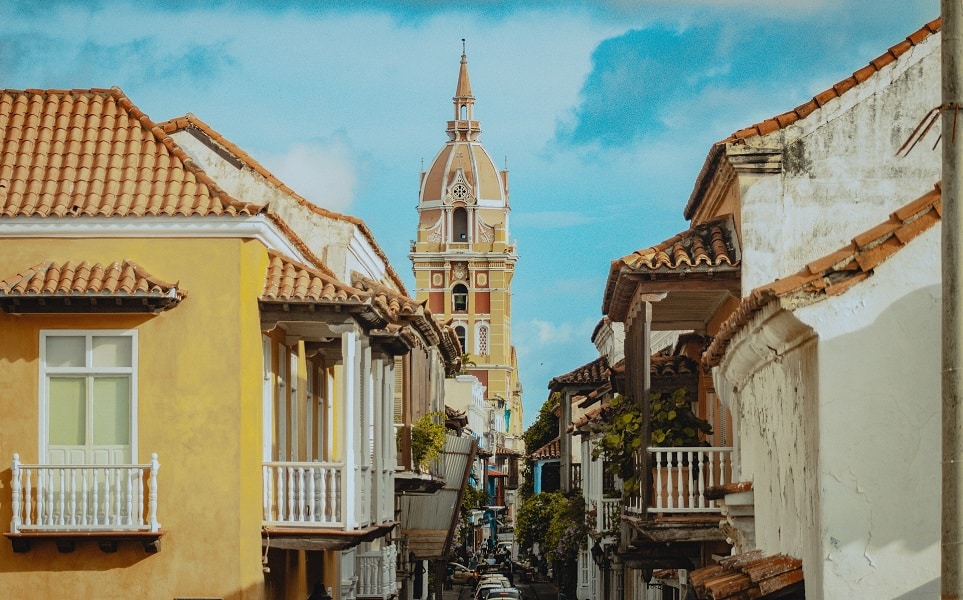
2;0;938;427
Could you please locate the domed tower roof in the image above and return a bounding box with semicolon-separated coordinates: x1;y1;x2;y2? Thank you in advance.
419;44;508;209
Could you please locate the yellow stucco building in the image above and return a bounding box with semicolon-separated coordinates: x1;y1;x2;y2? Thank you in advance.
0;88;458;599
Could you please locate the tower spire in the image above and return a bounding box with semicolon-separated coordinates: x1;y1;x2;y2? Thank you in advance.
450;40;479;142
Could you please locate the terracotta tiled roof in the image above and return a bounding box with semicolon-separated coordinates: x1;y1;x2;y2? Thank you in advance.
261;249;368;305
705;184;941;367
445;405;468;431
530;437;561;460
651;354;698;377
689;550;804;599
685;18;941;220
351;272;425;323
0;88;263;219
495;445;522;457
0;259;184;313
616;214;739;272
351;273;462;368
603;214;740;320
705;480;753;501
571;402;607;432
158;113;409;295
548;356;610;391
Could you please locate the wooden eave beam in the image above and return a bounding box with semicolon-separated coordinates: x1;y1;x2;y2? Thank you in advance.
608;269;741;322
0;296;180;315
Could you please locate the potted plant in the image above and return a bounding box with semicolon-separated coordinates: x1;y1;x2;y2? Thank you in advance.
409;412;447;472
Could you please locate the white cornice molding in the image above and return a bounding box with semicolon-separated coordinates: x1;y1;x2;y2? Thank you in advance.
0;215;312;265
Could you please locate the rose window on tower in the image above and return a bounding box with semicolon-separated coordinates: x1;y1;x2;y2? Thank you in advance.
452;183;469;200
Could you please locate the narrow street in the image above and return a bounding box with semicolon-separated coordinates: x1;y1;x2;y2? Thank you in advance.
442;578;559;600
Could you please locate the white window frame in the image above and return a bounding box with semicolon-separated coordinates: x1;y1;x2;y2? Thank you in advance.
39;329;139;465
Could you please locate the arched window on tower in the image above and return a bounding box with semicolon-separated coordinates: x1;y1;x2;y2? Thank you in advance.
453;207;468;242
476;323;489;356
461;104;468;120
452;283;468;312
455;325;467;356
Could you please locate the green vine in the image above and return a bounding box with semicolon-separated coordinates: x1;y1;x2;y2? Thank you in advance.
409;412;447;471
591;388;712;494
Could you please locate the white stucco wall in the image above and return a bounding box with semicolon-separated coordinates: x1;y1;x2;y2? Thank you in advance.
796;225;940;599
717;224;940;598
444;374;488;439
715;304;820;568
738;33;941;292
171;130;391;284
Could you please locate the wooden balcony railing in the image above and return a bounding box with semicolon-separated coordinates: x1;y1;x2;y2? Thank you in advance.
263;461;345;527
600;498;620;532
10;453;160;533
624;447;733;515
357;543;399;599
262;461;385;529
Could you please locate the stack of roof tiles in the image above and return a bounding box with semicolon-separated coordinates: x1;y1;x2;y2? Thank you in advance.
688;550;803;599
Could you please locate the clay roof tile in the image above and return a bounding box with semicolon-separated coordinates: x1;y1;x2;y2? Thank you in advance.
704;184;941;368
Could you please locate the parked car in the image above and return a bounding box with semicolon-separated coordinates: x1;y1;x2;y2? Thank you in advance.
474;581;508;600
447;562;478;585
485;590;522;600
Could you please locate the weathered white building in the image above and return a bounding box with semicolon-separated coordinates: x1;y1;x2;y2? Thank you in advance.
707;186;941;598
601;16;944;600
685;18;944;600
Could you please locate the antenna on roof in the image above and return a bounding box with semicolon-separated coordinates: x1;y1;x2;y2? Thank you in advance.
462;38;466;55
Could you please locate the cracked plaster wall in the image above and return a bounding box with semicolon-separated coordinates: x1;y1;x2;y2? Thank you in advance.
794;225;940;599
739;32;941;293
171;130;389;285
719;224;940;599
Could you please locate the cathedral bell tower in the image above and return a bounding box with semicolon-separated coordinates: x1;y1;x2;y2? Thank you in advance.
409;44;523;437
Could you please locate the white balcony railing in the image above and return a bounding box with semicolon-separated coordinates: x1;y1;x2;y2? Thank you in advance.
600;498;620;532
263;461;344;527
624;447;733;515
10;453;160;533
262;461;379;529
357;543;399;599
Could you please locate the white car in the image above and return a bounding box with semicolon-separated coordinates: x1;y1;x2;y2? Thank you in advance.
474;582;508;600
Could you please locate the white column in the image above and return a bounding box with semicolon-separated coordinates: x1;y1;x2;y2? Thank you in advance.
341;330;357;529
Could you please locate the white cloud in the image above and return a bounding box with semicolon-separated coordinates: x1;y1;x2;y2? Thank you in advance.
267;140;358;213
514;210;603;229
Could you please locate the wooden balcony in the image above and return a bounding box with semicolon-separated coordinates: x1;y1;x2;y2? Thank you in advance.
356;544;399;599
262;461;394;551
624;447;733;516
621;446;733;565
5;453;162;553
600;498;620;533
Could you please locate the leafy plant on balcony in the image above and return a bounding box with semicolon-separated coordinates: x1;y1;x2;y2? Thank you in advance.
651;387;713;448
591;388;712;494
410;412;447;472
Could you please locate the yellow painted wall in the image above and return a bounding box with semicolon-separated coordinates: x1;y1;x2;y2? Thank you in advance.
0;236;269;599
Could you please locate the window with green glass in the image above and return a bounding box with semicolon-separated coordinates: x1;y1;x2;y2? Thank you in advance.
42;331;136;465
